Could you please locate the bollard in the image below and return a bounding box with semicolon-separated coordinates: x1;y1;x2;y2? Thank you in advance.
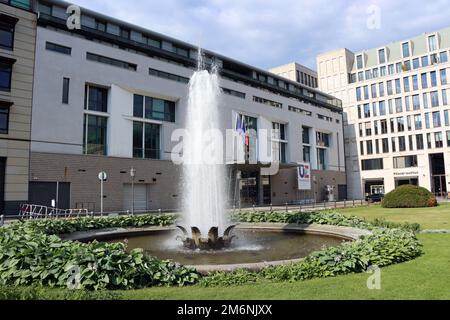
0;215;3;226
270;203;273;212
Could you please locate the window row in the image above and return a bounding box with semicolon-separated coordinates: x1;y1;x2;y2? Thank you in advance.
356;69;447;101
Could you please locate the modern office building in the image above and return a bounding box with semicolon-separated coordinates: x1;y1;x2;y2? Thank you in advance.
269;62;318;89
317;28;450;199
27;0;346;213
0;0;36;215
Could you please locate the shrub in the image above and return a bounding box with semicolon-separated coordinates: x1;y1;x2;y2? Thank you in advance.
382;185;437;208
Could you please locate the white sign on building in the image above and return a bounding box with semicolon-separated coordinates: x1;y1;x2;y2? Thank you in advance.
297;163;311;190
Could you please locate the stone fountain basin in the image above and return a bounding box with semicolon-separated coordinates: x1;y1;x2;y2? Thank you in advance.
61;223;371;274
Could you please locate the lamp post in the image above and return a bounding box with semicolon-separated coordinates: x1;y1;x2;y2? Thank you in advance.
98;171;107;216
130;167;136;215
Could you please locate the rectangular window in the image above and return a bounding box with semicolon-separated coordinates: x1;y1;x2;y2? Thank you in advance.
133;95;144;118
144;96;176;122
427;133;432;149
366;140;373;155
382;138;389;153
272;122;288;163
412;75;418;91
390;118;395;133
412;58;420;69
253;96;282;108
83;115;107;155
421;73;428;89
316;132;330;148
447;131;450;148
372;102;377;117
7;0;32;10
403;77;410;92
374;120;379;135
361;158;384;171
302;126;310;144
380;66;386;76
423;93;429;109
357;105;362;119
373;68;379;78
133;121;143;158
435;132;443;148
443;89;448;106
46;42;72;55
405;96;411;111
394;155;418;169
356;87;362;101
395;79;401;94
398;136;406;151
365;122;372;136
440;69;447;85
0;62;13;92
144;123;161;159
397;116;405;132
395;98;403;113
408;135;414;151
445;110;449;127
85;85;108;112
407;115;412;131
358;72;364;82
371;83;377;98
425;113;431;129
378;49;386;64
363;86;369;100
421;56;429;67
431;91;439;107
433;111;441;128
86;52;137;71
379;83;385;97
0;105;9;134
388;64;395;75
317;148;327;170
380;119;388;134
440;51;448;63
388;99;393;114
303;146;311;163
364;104;371;118
416;134;424;150
428;35;437;51
391;137;396;152
356;55;363;69
431;71;437;87
387;80;393;95
221;88;246;99
375;139;380;154
365;70;372;80
402;42;410;58
0;19;15;50
414;114;422;130
62;78;70;104
149;68;189;84
379;101;386;116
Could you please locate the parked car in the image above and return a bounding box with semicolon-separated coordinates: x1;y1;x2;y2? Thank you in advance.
366;193;384;203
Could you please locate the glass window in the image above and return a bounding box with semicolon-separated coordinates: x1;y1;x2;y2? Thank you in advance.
382;138;389;153
425;113;430;129
398;136;406;151
365;122;372;136
371;83;377;98
390;118;395;133
9;0;32;10
0;106;9;134
379;101;386;116
387;80;393;95
0;62;12;92
85;85;108;112
445;110;449;126
421;56;429;67
407;115;412;131
440;51;448;63
365;70;372;80
372;102;378;117
447;131;450;147
395;79;401;94
366;141;373;155
357;105;362;119
356;87;362;101
317;148;327;170
380;66;387;76
388;99;394;114
62;78;70;104
356;55;363;69
412;95;420;110
428;35;437;51
381;119;388;134
435;132;443;148
402;42;410;58
372;68;379;78
443;89;448;106
363;86;369;100
396;62;402;73
316;132;330;147
412;58;420;69
414;114;422;130
358;71;364;82
83;115;107;155
416;134;424;150
433;111;441;128
431;91;439;107
423;93;429;109
388;64;395;75
395;98;403;113
431;71;437;87
405;96;410;111
143;97;175;122
364;104;371;118
440;69;447;85
378;49;386;64
46;42;72;55
144;123;161;159
391;137;396;152
133;95;144;118
302;126;310;144
0;20;15;50
421;73;428;89
361;158;383;171
133;121;143;158
397;116;405;132
403;77;410;92
378;83;385;97
303;146;310;163
394;155;418;169
427;133;432;149
412;75;418;91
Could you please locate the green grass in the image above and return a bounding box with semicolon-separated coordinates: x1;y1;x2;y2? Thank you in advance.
336;202;450;230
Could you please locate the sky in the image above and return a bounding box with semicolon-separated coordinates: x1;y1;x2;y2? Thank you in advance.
72;0;450;70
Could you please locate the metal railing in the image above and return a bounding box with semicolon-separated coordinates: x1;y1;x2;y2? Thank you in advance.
18;204;90;220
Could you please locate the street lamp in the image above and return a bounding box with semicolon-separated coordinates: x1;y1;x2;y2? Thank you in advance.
130;167;136;215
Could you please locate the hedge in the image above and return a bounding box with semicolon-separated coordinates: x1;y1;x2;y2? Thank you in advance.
382;185;438;208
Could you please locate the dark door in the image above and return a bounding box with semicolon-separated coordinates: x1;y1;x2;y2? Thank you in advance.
29;182;71;209
338;185;347;200
0;158;5;213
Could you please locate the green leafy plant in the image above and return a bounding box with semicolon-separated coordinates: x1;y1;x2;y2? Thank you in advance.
382;185;438;208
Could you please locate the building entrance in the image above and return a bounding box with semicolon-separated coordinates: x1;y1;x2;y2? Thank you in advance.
430;153;447;197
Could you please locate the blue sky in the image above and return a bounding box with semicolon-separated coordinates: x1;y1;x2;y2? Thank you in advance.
72;0;450;70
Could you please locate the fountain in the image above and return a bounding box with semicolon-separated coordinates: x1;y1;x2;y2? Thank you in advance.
179;51;236;250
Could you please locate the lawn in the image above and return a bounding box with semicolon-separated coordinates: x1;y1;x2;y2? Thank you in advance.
336;202;450;230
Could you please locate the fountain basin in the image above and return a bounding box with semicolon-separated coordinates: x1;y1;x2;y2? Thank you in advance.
62;223;371;274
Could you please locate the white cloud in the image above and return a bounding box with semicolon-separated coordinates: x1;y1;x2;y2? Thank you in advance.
71;0;450;70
